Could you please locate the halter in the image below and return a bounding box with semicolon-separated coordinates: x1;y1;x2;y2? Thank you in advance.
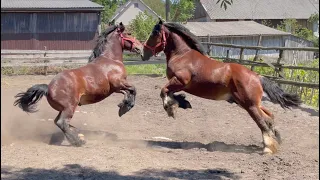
144;28;166;56
117;28;136;51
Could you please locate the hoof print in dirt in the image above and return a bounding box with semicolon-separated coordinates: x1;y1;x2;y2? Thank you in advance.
118;101;133;117
174;93;192;109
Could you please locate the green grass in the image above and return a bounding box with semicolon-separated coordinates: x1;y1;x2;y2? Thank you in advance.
125;64;166;75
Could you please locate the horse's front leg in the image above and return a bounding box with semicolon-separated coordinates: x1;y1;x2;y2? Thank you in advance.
116;81;137;117
160;75;191;119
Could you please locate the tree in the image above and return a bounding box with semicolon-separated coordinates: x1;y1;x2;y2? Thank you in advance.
277;17;319;47
128;11;157;40
143;0;166;18
170;0;195;22
92;0;130;27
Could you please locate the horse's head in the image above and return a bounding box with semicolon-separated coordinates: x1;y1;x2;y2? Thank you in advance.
116;22;144;58
142;19;167;61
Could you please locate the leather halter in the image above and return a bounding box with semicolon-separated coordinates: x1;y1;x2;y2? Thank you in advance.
117;28;136;51
144;28;166;56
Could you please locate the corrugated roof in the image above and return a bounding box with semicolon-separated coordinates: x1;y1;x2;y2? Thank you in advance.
1;0;103;10
200;0;319;20
184;21;291;37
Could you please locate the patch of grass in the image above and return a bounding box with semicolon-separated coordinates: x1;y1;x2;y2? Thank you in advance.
125;64;166;75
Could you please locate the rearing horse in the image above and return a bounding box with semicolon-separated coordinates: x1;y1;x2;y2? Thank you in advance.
143;19;302;154
14;22;144;147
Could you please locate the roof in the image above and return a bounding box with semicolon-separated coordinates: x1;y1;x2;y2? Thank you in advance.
199;0;319;20
110;0;162;21
183;21;291;37
1;0;103;11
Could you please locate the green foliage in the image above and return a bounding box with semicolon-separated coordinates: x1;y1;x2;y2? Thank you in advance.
308;13;319;23
261;20;273;28
277;19;301;34
277;17;319;47
125;64;166;75
216;0;233;10
170;0;195;22
143;0;166;18
252;58;319;107
128;11;157;40
92;0;119;24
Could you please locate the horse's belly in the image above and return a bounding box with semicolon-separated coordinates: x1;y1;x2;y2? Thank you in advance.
79;94;109;106
185;84;231;101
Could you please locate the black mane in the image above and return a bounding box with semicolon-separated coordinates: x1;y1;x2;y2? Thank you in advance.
163;22;207;55
88;25;118;63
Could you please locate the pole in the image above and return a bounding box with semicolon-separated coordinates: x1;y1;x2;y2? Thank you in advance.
166;0;170;21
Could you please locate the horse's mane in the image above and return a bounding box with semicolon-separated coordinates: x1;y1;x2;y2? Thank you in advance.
163;22;207;55
88;25;118;63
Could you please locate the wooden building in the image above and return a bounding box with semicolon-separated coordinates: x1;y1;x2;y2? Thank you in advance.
184;21;315;64
190;0;319;37
1;0;103;50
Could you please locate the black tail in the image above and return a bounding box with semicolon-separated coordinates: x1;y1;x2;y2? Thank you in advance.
260;76;302;109
13;84;48;113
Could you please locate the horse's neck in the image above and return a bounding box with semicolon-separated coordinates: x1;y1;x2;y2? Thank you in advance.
164;33;192;61
100;39;123;61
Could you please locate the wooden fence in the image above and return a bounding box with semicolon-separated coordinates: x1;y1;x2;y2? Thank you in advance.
1;43;319;107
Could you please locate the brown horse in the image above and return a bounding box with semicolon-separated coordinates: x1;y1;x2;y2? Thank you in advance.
14;22;144;147
143;19;302;154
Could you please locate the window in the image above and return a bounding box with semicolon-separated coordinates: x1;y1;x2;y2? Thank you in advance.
134;3;139;8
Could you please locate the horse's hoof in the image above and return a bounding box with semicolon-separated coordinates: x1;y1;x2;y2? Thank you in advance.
166;104;178;119
74;139;86;147
78;134;85;141
117;103;123;108
118;104;133;117
263;134;279;154
263;147;274;155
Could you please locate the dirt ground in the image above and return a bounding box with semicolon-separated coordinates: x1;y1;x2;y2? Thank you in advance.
1;75;319;180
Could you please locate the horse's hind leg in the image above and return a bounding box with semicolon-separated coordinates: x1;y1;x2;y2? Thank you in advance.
243;105;280;154
260;106;281;144
54;110;86;147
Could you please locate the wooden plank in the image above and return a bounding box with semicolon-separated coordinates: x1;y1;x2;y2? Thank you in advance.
202;42;319;52
219;58;319;71
1;60;166;67
270;79;319;89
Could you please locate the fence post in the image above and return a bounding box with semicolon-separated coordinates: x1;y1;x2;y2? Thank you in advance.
277;50;284;77
251;34;262;71
207;34;211;56
226;50;230;62
43;46;48;76
239;48;244;60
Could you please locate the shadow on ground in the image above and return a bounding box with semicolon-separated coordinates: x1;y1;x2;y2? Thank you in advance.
144;140;262;154
1;164;240;180
49;130;262;155
294;106;319;117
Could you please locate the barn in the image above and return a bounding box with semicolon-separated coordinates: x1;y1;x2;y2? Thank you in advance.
1;0;103;50
184;21;315;64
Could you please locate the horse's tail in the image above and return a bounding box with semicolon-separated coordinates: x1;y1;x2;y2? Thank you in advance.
259;76;302;109
13;84;48;113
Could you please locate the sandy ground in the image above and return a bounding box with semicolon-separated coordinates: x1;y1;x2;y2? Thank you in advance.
1;75;319;180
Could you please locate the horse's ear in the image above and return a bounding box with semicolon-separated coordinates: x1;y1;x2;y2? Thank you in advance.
118;22;125;32
158;18;163;25
109;19;115;26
